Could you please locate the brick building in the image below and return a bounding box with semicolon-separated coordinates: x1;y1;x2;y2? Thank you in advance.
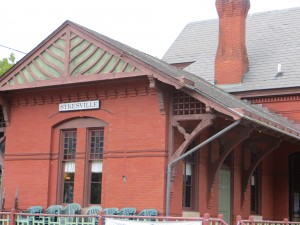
0;0;299;224
163;0;300;223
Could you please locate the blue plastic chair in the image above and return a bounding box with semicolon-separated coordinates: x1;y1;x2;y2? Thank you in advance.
103;208;118;215
60;203;81;225
117;207;136;216
116;207;136;220
16;206;43;225
137;209;158;221
85;206;102;225
43;205;62;225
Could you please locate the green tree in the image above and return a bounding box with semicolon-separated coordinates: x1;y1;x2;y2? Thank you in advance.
0;53;15;76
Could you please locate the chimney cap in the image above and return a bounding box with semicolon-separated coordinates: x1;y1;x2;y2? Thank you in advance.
216;0;250;17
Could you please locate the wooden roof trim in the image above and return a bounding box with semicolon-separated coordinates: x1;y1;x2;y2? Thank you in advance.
64;30;71;77
0;71;147;91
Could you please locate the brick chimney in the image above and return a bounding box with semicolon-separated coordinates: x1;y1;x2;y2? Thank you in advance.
215;0;250;85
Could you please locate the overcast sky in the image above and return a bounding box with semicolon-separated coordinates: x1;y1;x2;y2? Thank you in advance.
1;0;300;62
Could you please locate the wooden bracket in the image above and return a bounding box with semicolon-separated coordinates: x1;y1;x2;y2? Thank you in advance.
207;126;252;209
241;137;283;208
148;75;165;115
0;94;10;126
170;113;215;162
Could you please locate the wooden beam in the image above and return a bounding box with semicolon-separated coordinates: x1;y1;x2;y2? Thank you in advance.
170;113;215;162
148;76;166;115
241;138;283;208
172;114;215;121
0;94;10;126
0;71;148;91
207;126;252;208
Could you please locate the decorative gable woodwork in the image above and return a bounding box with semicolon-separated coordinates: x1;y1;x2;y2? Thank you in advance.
1;27;141;89
68;32;138;76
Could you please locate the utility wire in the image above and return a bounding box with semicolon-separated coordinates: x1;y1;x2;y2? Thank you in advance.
0;44;27;54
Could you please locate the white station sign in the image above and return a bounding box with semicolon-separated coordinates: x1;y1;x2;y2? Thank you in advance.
59;100;100;112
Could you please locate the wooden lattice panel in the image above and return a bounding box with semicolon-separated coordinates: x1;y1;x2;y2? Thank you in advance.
173;90;206;115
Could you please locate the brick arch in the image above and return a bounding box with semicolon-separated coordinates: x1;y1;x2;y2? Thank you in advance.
52;116;108;129
49;109;113;128
50;116;108;205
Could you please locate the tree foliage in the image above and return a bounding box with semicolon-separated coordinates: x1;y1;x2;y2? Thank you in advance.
0;53;15;76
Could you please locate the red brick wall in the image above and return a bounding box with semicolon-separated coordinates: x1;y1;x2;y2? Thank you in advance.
3;79;168;212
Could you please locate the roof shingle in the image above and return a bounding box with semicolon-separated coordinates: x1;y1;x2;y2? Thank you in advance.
162;7;300;92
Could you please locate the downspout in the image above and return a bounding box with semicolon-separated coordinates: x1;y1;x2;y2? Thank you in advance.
165;119;241;216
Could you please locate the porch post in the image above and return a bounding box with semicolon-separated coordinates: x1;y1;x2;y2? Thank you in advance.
236;215;242;225
203;213;210;225
10;208;16;225
249;216;254;225
98;211;103;225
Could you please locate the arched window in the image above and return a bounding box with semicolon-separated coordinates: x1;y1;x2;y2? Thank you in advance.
55;117;107;205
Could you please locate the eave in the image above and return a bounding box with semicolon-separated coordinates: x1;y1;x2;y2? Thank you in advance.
0;71;147;91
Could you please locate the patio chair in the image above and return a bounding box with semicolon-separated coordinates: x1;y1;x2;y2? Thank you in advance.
42;205;63;225
60;203;81;215
117;207;136;216
60;203;81;225
16;206;43;225
45;205;63;214
137;209;158;221
84;206;102;225
102;208;118;215
116;207;136;220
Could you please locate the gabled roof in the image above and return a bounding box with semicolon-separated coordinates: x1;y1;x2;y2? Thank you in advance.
162;7;300;93
0;21;145;91
2;20;300;140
